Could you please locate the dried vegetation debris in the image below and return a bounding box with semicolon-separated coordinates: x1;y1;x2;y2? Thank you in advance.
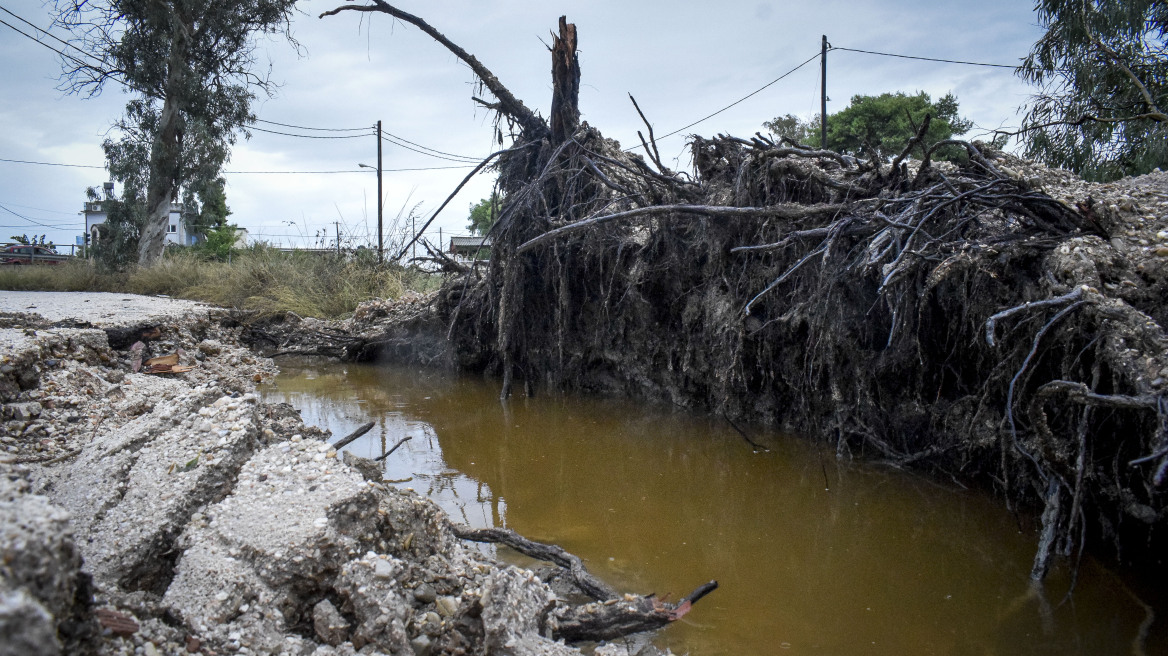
0;303;677;656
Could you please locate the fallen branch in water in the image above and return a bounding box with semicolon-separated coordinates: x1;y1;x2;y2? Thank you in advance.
331;421;375;450
375;436;412;461
550;579;718;643
452;524;617;600
451;524;716;643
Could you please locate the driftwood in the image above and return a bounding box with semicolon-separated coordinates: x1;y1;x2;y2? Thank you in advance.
452;525;617;601
451;524;717;643
331;421;375;450
550;580;718;643
374;436;412;461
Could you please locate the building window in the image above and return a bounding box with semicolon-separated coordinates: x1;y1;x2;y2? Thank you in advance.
168;224;177;233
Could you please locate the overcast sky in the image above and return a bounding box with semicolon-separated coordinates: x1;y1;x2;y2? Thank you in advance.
0;0;1045;254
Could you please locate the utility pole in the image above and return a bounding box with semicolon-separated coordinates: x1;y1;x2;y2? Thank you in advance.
376;120;384;263
334;221;341;256
821;35;828;150
411;214;416;262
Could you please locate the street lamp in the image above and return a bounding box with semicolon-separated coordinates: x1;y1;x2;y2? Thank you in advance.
359;160;383;262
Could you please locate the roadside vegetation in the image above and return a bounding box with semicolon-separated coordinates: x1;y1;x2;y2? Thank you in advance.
0;246;440;319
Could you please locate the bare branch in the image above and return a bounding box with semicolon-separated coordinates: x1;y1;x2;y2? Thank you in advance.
321;0;548;138
516;203;848;254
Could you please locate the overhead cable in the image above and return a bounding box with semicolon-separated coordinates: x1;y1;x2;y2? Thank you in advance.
0;4;97;61
249;125;372;139
0;16;92;71
379;133;482;163
0;157;475;174
651;51;822;144
380;129;482;162
0;202;79;229
831;46;1017;69
254;118;371;133
0;157;104;169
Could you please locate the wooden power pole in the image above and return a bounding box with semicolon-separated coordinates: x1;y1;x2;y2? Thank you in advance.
821;35;828;150
376;120;384;263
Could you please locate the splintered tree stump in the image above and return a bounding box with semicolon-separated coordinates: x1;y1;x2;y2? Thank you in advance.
550;15;580;145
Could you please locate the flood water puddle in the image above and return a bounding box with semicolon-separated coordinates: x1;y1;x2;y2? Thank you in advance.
262;359;1165;655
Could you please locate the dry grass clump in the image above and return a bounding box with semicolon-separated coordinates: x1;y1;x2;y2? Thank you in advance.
0;247;439;319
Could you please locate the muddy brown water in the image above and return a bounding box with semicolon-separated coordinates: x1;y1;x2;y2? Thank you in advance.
261;359;1165;655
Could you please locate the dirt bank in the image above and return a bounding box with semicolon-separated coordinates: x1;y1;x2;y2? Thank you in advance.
0;292;687;656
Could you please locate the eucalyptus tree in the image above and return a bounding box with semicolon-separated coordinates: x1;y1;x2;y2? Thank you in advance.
54;0;299;265
1019;0;1168;180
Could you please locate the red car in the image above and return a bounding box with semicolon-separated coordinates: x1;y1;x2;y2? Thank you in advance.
0;244;64;265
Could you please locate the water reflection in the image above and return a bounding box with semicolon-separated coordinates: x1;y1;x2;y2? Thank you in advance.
262;359;1165;656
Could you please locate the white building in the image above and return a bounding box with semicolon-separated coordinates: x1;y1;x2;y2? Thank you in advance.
82;183;195;247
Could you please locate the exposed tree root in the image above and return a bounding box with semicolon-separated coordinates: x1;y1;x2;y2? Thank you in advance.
319;3;1168;583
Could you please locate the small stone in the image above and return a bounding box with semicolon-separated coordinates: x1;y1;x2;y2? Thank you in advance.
7;402;42;421
373;559;395;579
435;596;459;618
313;599;350;646
411;635;433;656
413;584;437;604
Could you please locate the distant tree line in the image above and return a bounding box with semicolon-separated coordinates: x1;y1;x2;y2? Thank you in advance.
765;1;1165;182
765;91;976;162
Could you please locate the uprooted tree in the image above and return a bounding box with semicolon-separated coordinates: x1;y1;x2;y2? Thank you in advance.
322;2;1167;586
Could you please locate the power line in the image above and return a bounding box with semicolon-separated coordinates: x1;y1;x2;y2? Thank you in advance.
831;46;1017;69
254;118;371;133
0;201;83;216
226;165;476;173
379;133;482;163
379;129;483;162
0;16;93;72
0;157;104;169
651;51;822;144
0;4;97;61
249;125;372;140
0;157;475;173
0;203;80;229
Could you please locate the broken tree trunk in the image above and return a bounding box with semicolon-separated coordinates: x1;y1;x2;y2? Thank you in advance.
549;16;580;145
